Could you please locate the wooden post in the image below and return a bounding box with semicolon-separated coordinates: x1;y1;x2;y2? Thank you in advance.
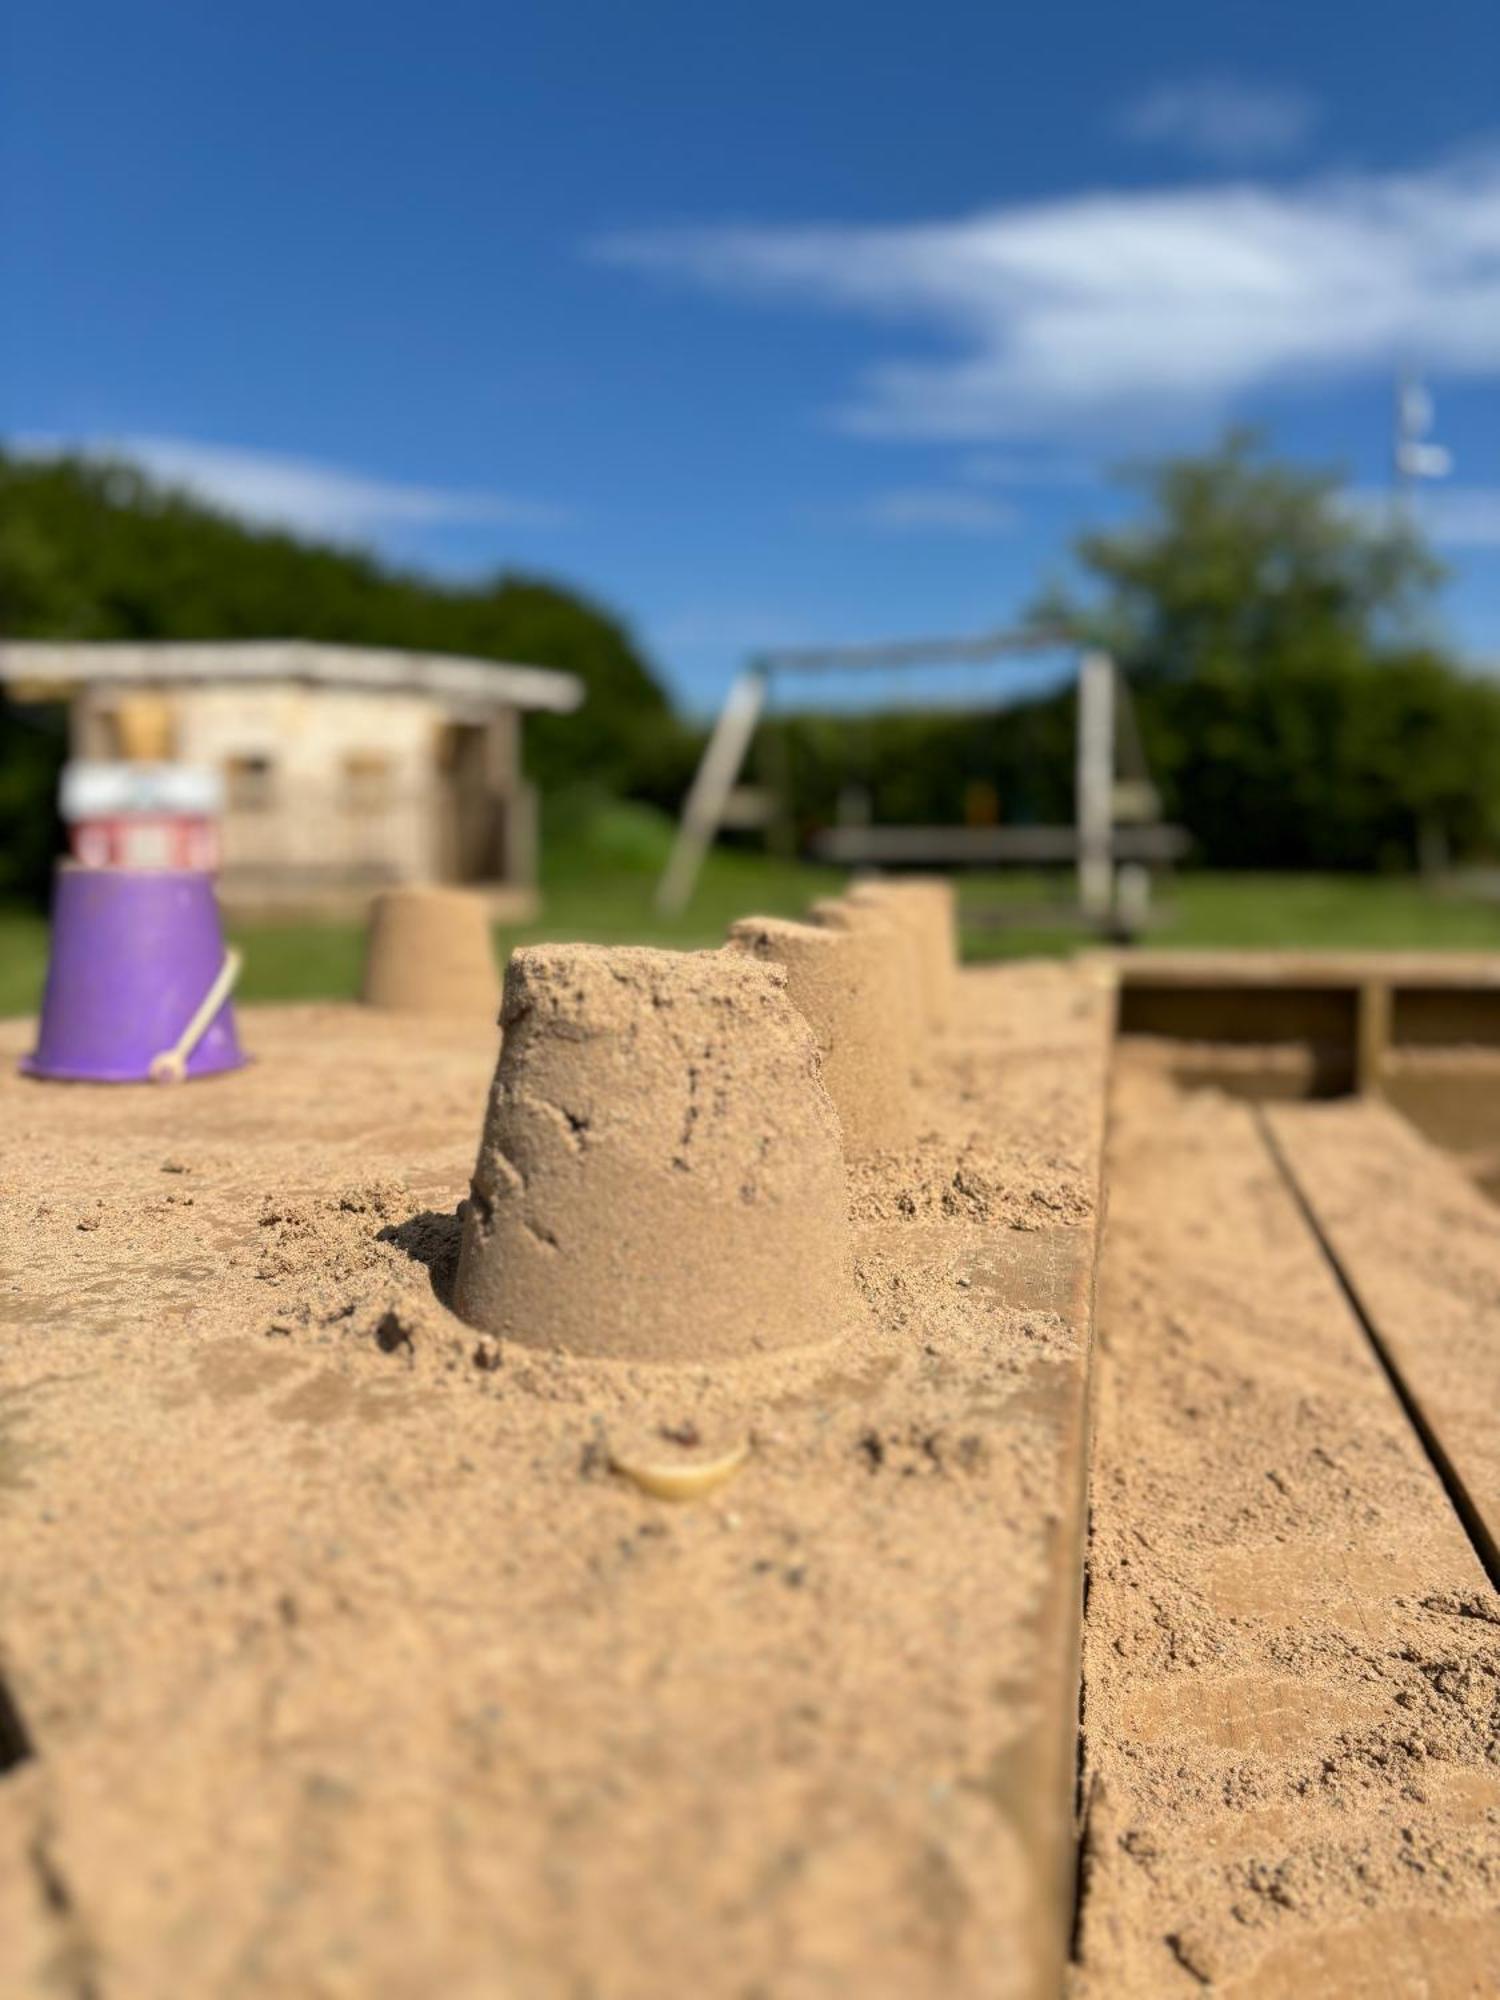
656;667;768;914
1356;979;1392;1096
1076;650;1115;925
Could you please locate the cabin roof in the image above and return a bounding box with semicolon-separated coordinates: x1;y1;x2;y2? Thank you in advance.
0;639;584;715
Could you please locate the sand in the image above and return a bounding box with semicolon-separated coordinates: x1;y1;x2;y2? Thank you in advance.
726;915;917;1155
9;953;1500;1997
1267;1097;1500;1569
1072;1054;1500;1996
359;885;501;1017
0;962;1110;1999
453;943;854;1361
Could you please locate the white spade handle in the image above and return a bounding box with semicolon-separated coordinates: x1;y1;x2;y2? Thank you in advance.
149;948;243;1084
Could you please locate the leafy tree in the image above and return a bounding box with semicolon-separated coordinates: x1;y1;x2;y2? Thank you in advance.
1035;431;1500;869
1036;429;1440;677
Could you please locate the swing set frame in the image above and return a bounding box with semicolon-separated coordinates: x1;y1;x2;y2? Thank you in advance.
654;626;1185;920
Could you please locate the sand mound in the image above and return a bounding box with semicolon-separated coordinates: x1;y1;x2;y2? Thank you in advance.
726;914;917;1156
452;942;854;1361
359;886;500;1018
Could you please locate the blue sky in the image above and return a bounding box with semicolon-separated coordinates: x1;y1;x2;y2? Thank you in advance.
4;0;1499;713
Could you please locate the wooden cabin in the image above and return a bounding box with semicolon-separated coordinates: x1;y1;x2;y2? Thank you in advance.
0;639;583;917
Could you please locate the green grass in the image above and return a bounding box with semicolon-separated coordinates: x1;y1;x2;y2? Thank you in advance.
3;800;1499;1015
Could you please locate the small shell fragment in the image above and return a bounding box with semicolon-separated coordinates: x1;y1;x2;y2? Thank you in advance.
610;1439;750;1502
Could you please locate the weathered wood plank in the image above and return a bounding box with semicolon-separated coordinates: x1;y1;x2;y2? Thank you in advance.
1072;1064;1500;1998
1267;1098;1500;1582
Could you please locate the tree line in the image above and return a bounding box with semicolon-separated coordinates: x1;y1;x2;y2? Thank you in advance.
733;436;1500;874
3;434;1498;899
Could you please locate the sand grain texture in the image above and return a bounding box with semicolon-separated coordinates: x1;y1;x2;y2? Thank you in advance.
0;963;1108;1999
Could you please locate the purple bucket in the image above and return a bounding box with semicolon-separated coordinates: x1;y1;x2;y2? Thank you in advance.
22;865;248;1084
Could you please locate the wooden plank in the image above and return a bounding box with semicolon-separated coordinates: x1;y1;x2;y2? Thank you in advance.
1267;1098;1500;1581
1114;950;1500;991
1072;1063;1500;1997
810;822;1188;866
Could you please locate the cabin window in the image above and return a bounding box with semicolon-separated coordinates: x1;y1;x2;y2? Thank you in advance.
341;752;394;812
225;754;275;811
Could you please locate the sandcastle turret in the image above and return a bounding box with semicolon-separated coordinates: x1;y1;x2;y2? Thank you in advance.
359;886;501;1018
845;877;958;1031
452;943;853;1361
726;915;916;1155
809;894;925;1078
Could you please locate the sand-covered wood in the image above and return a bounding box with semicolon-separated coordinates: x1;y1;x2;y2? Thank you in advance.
1267;1098;1500;1576
0;962;1108;1998
1072;1063;1500;1997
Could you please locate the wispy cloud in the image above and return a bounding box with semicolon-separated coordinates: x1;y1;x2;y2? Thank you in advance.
1343;484;1500;549
13;434;569;539
1117;77;1318;164
958;451;1095;487
1423;487;1500;548
593;152;1500;440
854;488;1018;536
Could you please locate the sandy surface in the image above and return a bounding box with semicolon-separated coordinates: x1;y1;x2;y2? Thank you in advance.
0;963;1109;1999
1072;1057;1500;1996
1269;1096;1500;1571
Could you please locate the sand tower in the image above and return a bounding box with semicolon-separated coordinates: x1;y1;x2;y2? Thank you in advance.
726;915;916;1155
360;887;501;1018
452;943;854;1361
809;895;924;1079
846;878;958;1031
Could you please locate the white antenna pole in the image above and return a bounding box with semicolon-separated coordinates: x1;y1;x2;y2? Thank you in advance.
1393;364;1452;526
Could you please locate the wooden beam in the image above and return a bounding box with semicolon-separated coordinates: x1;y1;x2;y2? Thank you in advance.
1266;1099;1500;1581
810;823;1189;866
1074;1071;1500;1994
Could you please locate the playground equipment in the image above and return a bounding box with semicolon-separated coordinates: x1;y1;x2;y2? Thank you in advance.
655;628;1185;926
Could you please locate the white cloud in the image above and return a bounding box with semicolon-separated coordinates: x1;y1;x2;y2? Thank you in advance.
1117;78;1318;163
855;488;1018;535
594;152;1500;440
13;434;568;539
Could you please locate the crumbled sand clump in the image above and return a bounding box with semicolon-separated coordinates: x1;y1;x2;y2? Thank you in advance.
360;884;500;1017
452;942;855;1361
726;914;917;1155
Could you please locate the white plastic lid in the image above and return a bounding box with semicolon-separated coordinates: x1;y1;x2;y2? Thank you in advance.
59;761;224;820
